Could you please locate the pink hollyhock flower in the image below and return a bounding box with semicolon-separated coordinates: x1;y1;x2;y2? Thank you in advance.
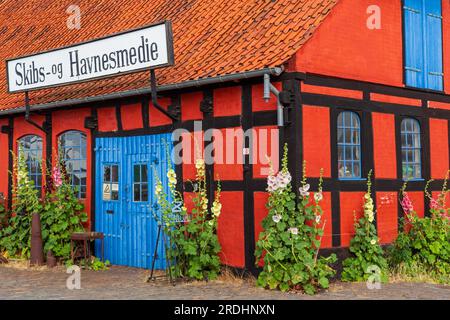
52;166;63;188
401;193;414;215
430;198;439;210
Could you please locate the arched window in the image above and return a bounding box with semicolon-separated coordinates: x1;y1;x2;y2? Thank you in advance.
337;111;362;179
18;135;43;192
401;118;422;180
59;131;87;199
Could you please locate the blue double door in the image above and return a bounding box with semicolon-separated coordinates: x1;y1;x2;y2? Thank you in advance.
95;134;173;269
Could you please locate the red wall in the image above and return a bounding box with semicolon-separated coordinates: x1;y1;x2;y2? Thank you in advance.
213;127;244;181
217;191;245;268
52;108;92;229
408;192;425;219
319;192;333;248
295;0;403;87
252;83;280;112
214;87;242;117
372;113;397;179
121;103;143;131
149;98;171;127
97;106;118;132
429;118;449;179
252;125;279;179
302;105;331;178
0;119;9;199
181;92;203;122
376;192;398;244
340;192;365;246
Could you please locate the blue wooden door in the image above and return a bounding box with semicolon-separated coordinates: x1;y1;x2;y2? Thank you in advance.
95;134;173;269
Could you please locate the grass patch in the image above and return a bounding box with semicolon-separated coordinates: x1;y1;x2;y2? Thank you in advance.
390;261;450;285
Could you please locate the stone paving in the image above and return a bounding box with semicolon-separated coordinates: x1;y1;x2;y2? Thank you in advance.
0;264;448;300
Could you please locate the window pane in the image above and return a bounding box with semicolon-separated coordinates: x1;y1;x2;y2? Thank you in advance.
343;113;351;127
134;165;140;183
112;165;119;183
402;150;407;162
141;183;148;202
134;184;140;202
353;162;360;178
413;165;421;179
352;130;360;144
142;165;148;182
345;147;352;160
413;150;421;163
353;147;361;161
345;129;352;144
338;146;344;161
337;129;344;143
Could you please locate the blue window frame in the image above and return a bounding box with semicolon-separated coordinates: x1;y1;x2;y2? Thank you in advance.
403;0;443;91
133;164;148;202
59;131;87;199
337;111;362;179
401;118;422;180
18;135;43;192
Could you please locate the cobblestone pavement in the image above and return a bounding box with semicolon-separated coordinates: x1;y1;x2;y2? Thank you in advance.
0;265;448;300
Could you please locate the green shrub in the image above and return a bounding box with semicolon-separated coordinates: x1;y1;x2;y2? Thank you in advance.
255;145;336;295
0;151;87;262
0;199;7;230
40;159;87;260
388;180;450;284
341;171;389;283
0;151;41;258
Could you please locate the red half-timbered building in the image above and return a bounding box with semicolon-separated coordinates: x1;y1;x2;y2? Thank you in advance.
0;0;449;272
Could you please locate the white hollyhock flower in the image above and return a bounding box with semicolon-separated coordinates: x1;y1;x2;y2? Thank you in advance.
315;215;321;224
272;214;282;223
314;192;323;202
370;239;377;245
299;184;310;197
288;227;298;235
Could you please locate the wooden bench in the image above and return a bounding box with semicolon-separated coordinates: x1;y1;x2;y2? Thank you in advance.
70;232;104;263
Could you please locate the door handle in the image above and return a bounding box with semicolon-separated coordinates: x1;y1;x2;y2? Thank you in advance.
106;210;114;215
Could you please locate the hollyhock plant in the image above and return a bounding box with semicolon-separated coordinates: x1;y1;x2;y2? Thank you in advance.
389;176;449;283
342;170;388;283
52;166;63;188
401;192;414;216
153;144;222;281
255;144;336;295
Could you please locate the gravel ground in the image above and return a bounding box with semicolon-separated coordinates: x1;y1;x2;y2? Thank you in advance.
0;264;448;300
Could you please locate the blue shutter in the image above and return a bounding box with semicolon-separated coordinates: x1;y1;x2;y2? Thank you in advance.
403;0;425;88
424;0;443;91
403;0;443;91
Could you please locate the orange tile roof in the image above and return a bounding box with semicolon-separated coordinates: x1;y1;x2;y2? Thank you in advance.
0;0;337;113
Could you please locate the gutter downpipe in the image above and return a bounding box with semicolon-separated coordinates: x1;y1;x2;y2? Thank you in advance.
263;74;283;127
0;67;284;116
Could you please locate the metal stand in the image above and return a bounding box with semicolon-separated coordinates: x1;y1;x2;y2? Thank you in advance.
147;224;175;285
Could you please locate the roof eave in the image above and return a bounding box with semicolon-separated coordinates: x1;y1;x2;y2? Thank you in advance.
0;66;284;116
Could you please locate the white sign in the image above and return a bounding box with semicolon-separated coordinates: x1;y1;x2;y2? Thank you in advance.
7;21;174;93
103;184;111;201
